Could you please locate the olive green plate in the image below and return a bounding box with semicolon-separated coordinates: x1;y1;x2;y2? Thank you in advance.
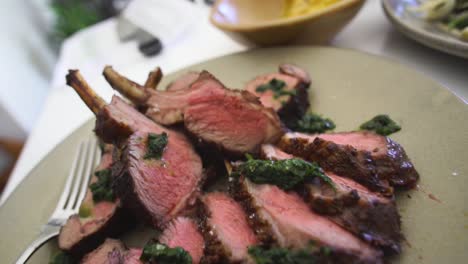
1;47;467;263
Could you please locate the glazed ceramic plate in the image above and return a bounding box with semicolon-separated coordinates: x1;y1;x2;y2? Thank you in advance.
1;47;467;263
382;0;468;59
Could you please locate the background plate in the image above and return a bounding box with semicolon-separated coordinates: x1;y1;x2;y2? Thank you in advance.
382;0;468;59
0;47;467;263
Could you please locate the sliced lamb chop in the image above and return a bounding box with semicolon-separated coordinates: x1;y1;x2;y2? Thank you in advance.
166;71;200;91
244;66;310;129
233;178;383;264
280;131;419;188
82;239;142;264
67;70;203;227
81;239;126;264
199;192;258;263
103;67;284;155
278;132;393;196
159;217;205;264
261;145;402;254
58;149;133;257
112;129;203;227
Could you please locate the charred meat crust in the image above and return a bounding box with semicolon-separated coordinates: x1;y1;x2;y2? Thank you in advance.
278;64;311;87
302;185;402;254
236;177;382;264
278;136;393;196
229;178;277;247
95;108;133;146
300;183;360;216
111;144;153;225
374;138;419;188
277;81;310;130
195;199;231;264
60;206;134;257
81;239;126;263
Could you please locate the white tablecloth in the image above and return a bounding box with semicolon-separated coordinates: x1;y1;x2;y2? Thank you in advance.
1;0;466;205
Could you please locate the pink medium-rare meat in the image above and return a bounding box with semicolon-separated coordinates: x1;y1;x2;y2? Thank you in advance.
67;70;203;227
103;67;284;155
260;144;402;253
236;179;383;263
281;131;419;188
305;173;401;254
245;73;301;111
58;149;133;257
159;217;205;264
200;192;258;263
113;130;203;227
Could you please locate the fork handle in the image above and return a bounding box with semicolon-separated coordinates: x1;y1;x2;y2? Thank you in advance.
15;225;60;264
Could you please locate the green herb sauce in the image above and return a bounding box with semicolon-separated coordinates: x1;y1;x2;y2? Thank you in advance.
236;158;334;190
49;251;76;264
256;78;297;99
89;169;115;202
360;114;401;136
293;113;336;133
145;132;169;160
249;242;333;264
140;242;192;264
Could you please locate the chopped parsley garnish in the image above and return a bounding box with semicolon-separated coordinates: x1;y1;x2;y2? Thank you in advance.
256;78;296;99
145;132;168;160
248;243;334;264
293;113;336;133
89;169;115;202
249;246;315;264
360;114;401;136
49;251;76;264
236;158;334;190
140;242;192;264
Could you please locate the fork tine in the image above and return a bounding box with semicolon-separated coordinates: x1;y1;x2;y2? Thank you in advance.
73;138;100;210
55;142;84;210
64;140;90;210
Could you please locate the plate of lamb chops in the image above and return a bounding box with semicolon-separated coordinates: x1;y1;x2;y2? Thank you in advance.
1;47;467;264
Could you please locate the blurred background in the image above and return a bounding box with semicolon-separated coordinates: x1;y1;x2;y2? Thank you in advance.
0;0;129;192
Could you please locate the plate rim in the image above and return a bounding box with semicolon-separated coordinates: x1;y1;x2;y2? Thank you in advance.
381;0;468;59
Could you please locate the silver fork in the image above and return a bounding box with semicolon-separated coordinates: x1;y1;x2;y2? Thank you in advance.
15;138;101;264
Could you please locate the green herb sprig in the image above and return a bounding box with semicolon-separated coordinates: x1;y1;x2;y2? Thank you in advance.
89;169;115;202
248;242;332;264
49;251;76;264
236;158;334;190
360;114;401;136
256;79;296;99
145;132;168;160
293;113;336;134
140;242;192;264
